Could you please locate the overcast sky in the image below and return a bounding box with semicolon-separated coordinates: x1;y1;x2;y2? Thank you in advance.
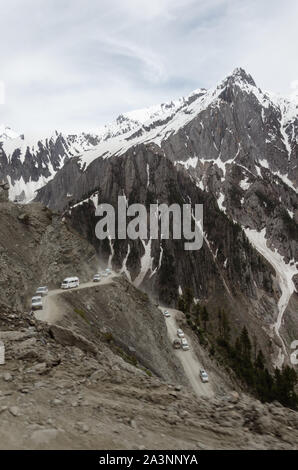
1;0;298;133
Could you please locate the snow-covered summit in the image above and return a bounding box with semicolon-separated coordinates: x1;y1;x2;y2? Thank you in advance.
94;91;205;144
1;67;298;204
0;125;20;142
223;67;257;87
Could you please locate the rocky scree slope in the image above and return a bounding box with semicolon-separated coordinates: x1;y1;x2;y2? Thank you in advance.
43;276;187;385
1;298;298;449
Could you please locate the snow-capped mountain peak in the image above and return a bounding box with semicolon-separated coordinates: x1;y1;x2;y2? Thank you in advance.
0;125;20;142
226;67;257;87
1;67;298;205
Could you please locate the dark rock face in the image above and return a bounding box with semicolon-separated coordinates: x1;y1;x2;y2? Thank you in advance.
34;144;279;366
161;78;296;183
0;180;9;202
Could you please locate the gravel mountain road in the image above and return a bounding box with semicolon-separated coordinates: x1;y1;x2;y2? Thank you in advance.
160;307;214;398
35;275;117;324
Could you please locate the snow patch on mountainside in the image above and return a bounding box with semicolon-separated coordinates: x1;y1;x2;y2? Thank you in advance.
273;171;297;193
123;99;183;123
244;227;298;368
176;156;198;169
120;244;132;282
7;168;55;202
217;193;226;212
108;237;114;269
239;176;251;191
134;239;154;287
268;91;298;126
150;243;164;279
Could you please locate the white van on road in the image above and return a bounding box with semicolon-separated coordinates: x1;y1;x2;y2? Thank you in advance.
35;286;48;296
31;296;43;310
61;277;80;289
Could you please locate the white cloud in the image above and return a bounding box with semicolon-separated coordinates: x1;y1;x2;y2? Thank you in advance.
0;81;5;105
290;80;298;96
1;0;298;132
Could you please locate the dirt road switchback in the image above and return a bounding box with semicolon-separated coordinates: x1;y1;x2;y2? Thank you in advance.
160;307;214;398
35;275;118;324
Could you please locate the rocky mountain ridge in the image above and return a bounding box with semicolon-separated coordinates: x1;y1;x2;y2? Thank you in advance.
0;90;194;203
3;67;297;202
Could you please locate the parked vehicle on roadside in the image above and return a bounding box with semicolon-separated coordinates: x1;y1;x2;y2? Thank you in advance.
181;338;190;351
163;310;171;318
93;274;101;282
199;369;209;383
172;339;181;349
31;296;43;310
177;328;184;338
61;277;80;289
35;286;48;296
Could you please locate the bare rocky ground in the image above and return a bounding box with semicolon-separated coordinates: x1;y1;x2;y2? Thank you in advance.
1;303;298;450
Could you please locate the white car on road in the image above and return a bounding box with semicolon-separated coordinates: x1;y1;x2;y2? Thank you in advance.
181;338;190;351
35;286;48;296
199;369;209;383
177;328;184;338
31;296;43;311
163;310;171;318
93;274;101;282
